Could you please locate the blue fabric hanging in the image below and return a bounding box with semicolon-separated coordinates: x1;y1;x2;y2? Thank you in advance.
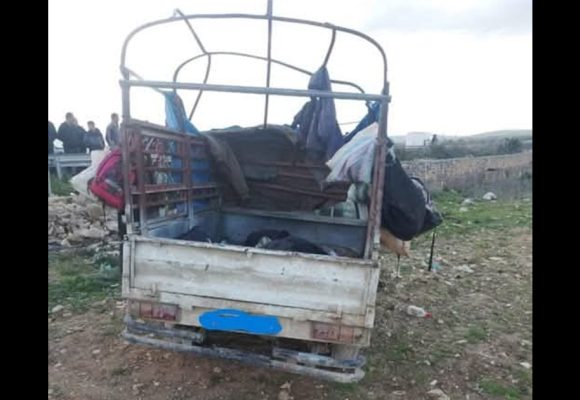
162;91;209;212
163;91;200;136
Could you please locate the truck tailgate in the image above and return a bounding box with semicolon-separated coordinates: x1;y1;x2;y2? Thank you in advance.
123;236;379;330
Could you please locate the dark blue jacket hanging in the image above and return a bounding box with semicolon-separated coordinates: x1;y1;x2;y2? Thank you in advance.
291;66;343;161
343;101;381;144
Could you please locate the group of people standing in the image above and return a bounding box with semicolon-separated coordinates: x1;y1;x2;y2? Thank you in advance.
48;112;121;154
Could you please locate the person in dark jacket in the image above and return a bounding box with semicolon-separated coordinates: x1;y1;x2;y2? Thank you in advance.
48;121;57;154
106;113;120;148
57;112;85;153
84;121;105;151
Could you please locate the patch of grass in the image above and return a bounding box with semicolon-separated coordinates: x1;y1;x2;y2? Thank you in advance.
385;339;414;362
328;382;361;400
50;174;75;196
431;190;532;237
512;368;532;395
49;252;121;312
332;382;358;393
429;344;455;365
464;326;488;344
479;378;521;399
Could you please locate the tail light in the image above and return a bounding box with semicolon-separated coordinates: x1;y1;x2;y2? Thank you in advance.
129;300;179;321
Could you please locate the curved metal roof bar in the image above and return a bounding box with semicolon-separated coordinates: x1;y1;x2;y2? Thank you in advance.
173;9;212;120
120;13;388;89
172;51;367;95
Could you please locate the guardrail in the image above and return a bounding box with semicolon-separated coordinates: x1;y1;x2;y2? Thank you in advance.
48;153;92;196
48;153;91;179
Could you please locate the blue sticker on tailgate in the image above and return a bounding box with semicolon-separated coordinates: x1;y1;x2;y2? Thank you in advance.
199;309;282;335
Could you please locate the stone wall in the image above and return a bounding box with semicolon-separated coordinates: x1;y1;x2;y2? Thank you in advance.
401;151;532;192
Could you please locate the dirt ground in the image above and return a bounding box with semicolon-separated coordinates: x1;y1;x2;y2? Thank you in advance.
48;196;532;400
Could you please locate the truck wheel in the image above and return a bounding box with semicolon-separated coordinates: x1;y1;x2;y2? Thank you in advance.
331;344;360;361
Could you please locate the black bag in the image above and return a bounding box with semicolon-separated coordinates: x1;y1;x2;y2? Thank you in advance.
381;149;442;240
411;177;443;234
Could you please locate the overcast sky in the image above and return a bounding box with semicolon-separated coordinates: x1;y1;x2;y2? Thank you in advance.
48;0;532;136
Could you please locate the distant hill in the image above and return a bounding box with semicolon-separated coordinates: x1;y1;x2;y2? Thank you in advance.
389;129;531;143
466;129;532;141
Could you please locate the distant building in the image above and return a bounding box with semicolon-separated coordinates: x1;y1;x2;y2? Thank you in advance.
405;132;433;148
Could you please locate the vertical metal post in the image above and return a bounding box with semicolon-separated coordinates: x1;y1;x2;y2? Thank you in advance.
364;82;390;259
120;81;134;234
263;0;274;128
55;156;63;180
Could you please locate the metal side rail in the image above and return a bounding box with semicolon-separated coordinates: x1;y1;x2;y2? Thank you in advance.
122;324;365;383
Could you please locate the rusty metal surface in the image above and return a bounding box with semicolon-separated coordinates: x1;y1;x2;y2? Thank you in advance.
312;322;360;344
173;51;366;95
122;122;220;234
120;13;387;82
119;10;391;257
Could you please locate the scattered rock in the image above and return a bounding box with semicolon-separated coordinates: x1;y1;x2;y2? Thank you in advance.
520;361;532;369
92;349;101;355
391;391;406;398
63;312;72;318
454;265;474;273
430;379;438;386
459;207;469;213
427;388;450;400
462;198;474;206
132;383;144;395
213;366;222;374
482;192;497;201
86;203;105;220
278;381;293;400
51;305;65;314
49;195;117;245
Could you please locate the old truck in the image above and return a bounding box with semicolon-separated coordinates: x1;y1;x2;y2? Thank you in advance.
119;4;390;383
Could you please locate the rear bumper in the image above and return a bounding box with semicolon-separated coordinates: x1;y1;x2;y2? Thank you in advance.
123;316;366;383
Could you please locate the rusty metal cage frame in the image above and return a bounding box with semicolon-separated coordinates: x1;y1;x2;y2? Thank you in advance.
119;3;390;259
